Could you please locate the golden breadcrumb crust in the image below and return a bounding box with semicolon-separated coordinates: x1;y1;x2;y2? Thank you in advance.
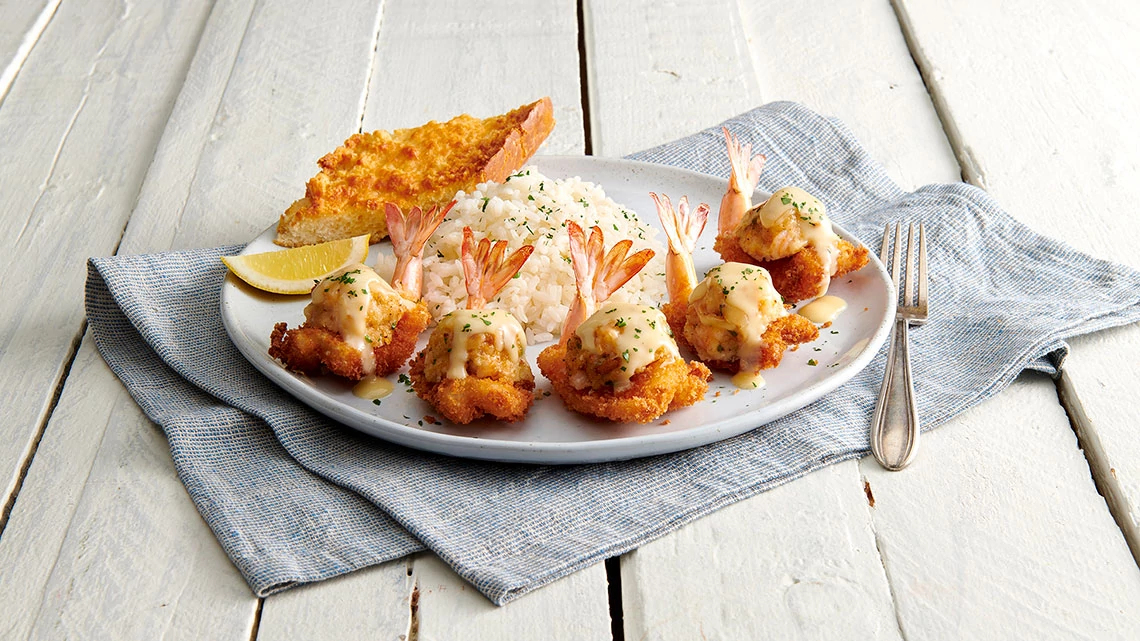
408;355;535;424
268;303;431;380
683;313;819;373
275;97;555;247
714;233;869;303
537;343;711;424
406;330;535;424
757;239;869;303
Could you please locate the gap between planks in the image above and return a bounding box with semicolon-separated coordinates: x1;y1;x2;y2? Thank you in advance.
0;323;84;537
355;0;386;133
1056;371;1140;567
860;474;910;641
579;0;620;635
887;0;982;188
886;0;1140;578
576;0;593;156
248;597;264;641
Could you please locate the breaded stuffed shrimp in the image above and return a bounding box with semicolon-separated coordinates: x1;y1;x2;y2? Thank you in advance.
653;192;818;390
268;201;452;379
712;127;868;303
537;222;710;423
408;228;536;424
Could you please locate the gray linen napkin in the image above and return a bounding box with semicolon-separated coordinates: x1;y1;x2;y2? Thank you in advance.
85;102;1140;605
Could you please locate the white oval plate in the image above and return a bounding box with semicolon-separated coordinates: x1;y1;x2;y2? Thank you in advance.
220;156;895;464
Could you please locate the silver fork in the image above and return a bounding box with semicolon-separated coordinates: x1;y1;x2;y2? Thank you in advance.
871;223;928;471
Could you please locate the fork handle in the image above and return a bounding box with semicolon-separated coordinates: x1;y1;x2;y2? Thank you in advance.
870;317;920;470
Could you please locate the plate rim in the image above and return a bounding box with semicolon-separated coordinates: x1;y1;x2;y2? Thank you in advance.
220;155;896;464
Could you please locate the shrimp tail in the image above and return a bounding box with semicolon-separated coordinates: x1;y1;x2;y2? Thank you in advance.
460;227;536;309
718;127;766;235
652;191;709;304
559;222;655;345
386;200;455;299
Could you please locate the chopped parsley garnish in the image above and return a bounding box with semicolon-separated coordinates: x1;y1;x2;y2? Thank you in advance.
327;269;361;285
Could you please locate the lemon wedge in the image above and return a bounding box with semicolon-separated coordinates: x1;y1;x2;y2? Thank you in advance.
222;234;371;294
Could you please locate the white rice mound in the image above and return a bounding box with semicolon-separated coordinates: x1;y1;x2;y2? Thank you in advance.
377;166;667;344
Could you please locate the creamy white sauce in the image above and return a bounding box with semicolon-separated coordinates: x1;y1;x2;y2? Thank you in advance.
305;264;409;376
798;295;847;324
731;370;765;389
757;187;841;293
353;375;394;400
690;263;786;389
575;303;678;392
435;309;526;379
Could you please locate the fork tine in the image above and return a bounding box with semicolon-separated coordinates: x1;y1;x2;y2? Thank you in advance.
891;223;902;288
918;223;928;307
905;224;916;305
880;223;891;264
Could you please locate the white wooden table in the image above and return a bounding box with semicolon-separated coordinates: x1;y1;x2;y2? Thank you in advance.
3;1;1139;638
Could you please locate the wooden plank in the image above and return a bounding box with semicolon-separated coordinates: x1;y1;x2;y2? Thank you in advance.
588;0;1140;637
582;0;759;158
622;464;901;640
892;0;1140;569
154;0;386;251
359;0;584;155
4;341;256;641
0;0;212;528
256;562;414;640
735;0;959;187
863;375;1140;639
0;0;59;106
415;554;611;640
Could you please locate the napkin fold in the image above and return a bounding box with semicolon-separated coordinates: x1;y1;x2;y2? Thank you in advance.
85;102;1140;605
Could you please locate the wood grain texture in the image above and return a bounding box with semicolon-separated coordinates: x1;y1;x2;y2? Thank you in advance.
864;374;1140;639
360;0;584;155
0;340;256;641
893;0;1140;597
157;0;387;250
584;0;759;157
413;554;611;640
121;0;259;254
737;0;960;188
256;561;414;640
4;0;407;638
0;0;59;106
622;464;902;640
0;0;212;536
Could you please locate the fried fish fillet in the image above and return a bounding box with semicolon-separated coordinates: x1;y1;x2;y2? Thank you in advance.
275;97;555;247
